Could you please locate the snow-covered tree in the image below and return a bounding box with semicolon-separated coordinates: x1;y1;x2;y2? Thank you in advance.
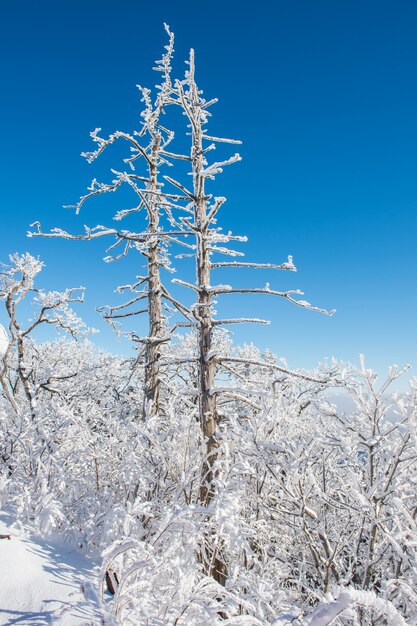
1;25;412;626
0;252;89;416
31;26;189;419
145;45;335;586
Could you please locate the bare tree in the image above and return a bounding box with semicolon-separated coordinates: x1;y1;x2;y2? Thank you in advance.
30;28;335;592
0;251;90;484
160;49;334;585
0;253;89;417
31;27;190;419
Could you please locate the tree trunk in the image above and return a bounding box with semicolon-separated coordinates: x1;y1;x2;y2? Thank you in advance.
188;51;226;586
143;136;163;419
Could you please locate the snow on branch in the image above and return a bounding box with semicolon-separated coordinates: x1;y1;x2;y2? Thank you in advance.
0;252;43;298
202;134;242;145
81;128;152;167
163;175;195;199
98;293;148;320
209;386;271;398
204;197;226;225
171;278;199;293
160;285;194;322
207;246;245;257
27;287;94;337
0;257;91;339
201;154;242;179
210;284;335;315
213;318;270;326
160;149;191;161
308;587;407;626
152;23;175;88
65;175;125;214
29;223;191;247
220;357;330;384
211;255;296;272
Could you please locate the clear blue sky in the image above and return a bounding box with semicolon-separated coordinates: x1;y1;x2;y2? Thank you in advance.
1;0;417;378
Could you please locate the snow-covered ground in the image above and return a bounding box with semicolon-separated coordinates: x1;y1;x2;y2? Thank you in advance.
0;511;103;625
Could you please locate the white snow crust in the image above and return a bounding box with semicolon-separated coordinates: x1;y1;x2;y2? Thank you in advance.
0;512;101;625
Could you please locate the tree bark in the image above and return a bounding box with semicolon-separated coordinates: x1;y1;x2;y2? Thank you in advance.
143;135;163;419
187;51;226;586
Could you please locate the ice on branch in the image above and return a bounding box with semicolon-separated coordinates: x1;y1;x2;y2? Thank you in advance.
0;252;43;295
211;255;296;271
32;288;96;337
30;27;188;419
201;154;242;179
202;134;242;145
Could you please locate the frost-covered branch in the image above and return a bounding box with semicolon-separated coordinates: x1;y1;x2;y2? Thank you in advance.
0;253;92;415
211;255;296;271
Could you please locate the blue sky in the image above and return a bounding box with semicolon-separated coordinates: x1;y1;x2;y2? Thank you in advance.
1;1;417;379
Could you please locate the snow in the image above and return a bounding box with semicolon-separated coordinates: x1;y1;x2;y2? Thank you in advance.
0;512;102;625
0;323;7;355
309;589;407;626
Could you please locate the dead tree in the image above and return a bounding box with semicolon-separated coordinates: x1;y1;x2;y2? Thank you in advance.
30;27;190;419
28;28;334;590
164;49;335;585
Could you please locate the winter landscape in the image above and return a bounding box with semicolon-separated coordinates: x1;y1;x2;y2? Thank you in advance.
1;2;417;625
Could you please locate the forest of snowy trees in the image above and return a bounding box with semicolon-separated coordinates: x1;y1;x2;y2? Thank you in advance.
1;28;416;625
